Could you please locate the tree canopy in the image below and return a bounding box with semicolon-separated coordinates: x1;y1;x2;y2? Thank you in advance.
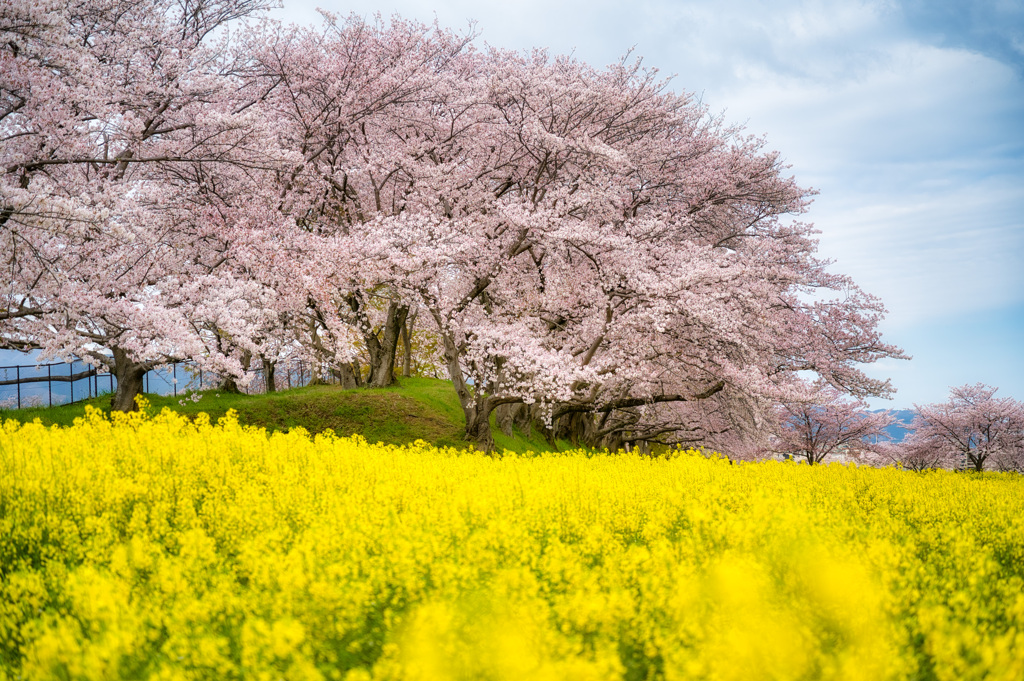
2;0;908;451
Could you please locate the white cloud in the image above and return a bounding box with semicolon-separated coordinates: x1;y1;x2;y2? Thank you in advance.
696;37;1024;326
811;178;1024;326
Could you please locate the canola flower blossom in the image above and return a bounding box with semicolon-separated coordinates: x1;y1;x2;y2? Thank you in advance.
1;404;1023;680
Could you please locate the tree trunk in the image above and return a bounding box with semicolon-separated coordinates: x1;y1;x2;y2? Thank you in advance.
465;404;496;452
262;358;276;393
554;411;597;447
219;376;242;393
512;403;533;433
400;309;417;378
495;403;516;437
601;432;624;453
434;326;498;451
334;362;360;389
218;349;252;394
365;301;409;388
110;347;148;412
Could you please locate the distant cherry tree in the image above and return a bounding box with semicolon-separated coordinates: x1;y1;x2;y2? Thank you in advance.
905;384;1024;472
876;438;953;472
774;385;896;465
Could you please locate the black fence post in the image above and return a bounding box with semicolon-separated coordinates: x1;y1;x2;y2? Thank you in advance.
48;364;52;407
16;366;20;409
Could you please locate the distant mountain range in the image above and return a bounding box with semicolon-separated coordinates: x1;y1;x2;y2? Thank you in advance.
873;409;917;442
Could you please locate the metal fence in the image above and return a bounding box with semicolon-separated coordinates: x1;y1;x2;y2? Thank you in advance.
0;358;330;410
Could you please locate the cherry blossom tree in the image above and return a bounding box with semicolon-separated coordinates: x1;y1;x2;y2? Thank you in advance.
1;0;287;410
876;437;953;472
772;385;896;465
993;438;1024;473
369;48;906;450
905;384;1024;472
3;1;907;439
237;11;473;388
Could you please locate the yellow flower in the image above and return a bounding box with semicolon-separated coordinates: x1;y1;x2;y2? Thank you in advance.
1;409;1021;680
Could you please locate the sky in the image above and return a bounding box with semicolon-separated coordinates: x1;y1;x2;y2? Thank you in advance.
261;0;1024;410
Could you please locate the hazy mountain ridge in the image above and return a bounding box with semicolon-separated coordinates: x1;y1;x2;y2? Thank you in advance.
873;409;917;442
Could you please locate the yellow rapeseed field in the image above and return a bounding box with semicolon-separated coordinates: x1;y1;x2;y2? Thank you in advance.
2;404;1023;681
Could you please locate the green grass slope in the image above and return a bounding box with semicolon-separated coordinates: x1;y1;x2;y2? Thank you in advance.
0;377;565;454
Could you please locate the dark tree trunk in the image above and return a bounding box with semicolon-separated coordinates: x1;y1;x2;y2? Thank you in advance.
334;362;361;389
365;301;409;388
262;358;276;393
434;326;498;451
345;293;408;389
110;347;148;412
218;376;242;393
495;403;516;437
218;350;252;394
513;403;533;433
400;309;417;378
554;411;597;447
465;405;495;452
602;432;625;453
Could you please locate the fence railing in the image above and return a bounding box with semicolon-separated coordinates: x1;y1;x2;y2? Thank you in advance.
0;358;334;410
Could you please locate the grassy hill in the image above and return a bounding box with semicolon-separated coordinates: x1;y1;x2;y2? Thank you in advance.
0;377;567;454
